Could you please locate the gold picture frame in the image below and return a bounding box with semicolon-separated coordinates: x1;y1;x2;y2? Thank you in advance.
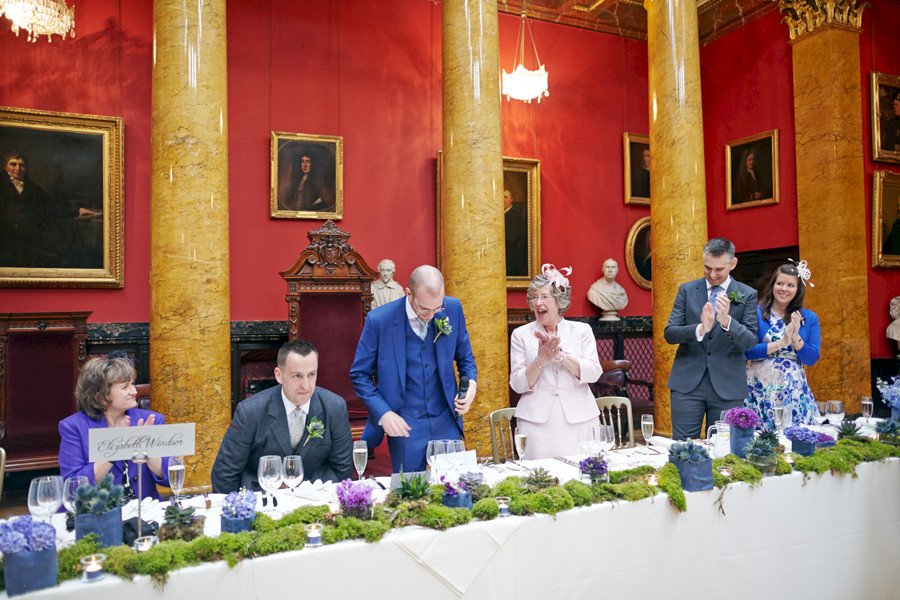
725;129;779;211
623;132;650;206
270;131;343;220
872;170;900;268
0;106;123;288
870;71;900;164
436;153;541;290
625;216;651;290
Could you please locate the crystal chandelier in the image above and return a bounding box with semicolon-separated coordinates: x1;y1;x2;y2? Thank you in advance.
501;5;549;104
0;0;75;43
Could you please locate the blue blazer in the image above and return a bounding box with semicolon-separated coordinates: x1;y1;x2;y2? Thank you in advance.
349;296;477;442
745;306;820;366
210;385;353;492
58;409;170;500
664;277;759;400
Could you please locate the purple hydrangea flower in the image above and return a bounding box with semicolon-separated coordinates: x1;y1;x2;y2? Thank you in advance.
724;407;762;430
336;479;373;519
0;516;54;554
816;432;835;443
25;522;56;552
0;530;27;555
784;426;819;444
222;488;257;519
578;455;609;475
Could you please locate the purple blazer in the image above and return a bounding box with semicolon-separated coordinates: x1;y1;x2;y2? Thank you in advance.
58;409;170;500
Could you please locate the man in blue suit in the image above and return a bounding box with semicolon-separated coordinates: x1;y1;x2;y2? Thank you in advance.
211;339;353;492
350;265;477;472
664;238;758;440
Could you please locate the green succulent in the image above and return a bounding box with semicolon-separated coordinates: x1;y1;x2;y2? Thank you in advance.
875;419;900;435
397;469;431;500
524;467;559;493
837;421;862;439
756;429;779;447
164;504;196;526
73;474;126;515
743;437;776;458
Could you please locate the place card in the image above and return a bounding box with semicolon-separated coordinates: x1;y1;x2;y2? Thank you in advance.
88;423;196;462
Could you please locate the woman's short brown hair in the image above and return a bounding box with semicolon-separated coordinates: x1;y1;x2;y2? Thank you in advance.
75;357;136;420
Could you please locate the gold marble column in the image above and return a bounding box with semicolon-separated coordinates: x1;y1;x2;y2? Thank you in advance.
441;0;507;457
775;1;870;412
644;0;709;437
150;0;230;492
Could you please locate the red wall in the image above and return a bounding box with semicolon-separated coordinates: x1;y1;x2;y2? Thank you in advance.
0;0;897;357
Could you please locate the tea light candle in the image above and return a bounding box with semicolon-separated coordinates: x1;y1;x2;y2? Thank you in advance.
784;454;794;465
646;474;659;487
80;554;106;583
495;496;510;517
718;466;733;477
133;536;158;553
304;523;323;547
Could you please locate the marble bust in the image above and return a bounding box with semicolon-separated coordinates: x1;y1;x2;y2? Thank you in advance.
371;259;405;309
587;258;629;321
887;296;900;358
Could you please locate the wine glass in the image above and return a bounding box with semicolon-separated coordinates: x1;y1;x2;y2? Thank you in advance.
63;476;89;514
449;439;466;480
513;428;527;461
826;401;844;431
598;425;616;454
283;455;304;496
578;427;595;458
353;441;368;480
426;440;447;483
861;397;874;427
28;476;63;522
168;455;186;506
257;455;283;513
815;401;828;426
641;414;654;447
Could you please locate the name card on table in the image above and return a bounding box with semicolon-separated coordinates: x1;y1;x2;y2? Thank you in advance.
88;424;195;462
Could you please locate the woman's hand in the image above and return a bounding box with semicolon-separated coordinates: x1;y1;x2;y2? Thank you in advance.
534;330;561;365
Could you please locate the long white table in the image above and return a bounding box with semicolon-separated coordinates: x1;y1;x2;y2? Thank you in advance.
16;458;900;599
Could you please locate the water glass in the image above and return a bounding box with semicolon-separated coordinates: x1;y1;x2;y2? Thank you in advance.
426;439;447;483
815;401;828;426
353;441;368;480
257;455;284;512
28;476;63;522
826;401;844;430
63;476;89;514
861;397;874;426
578;426;596;458
599;425;616;453
283;455;304;496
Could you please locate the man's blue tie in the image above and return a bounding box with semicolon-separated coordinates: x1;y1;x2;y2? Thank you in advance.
709;285;722;315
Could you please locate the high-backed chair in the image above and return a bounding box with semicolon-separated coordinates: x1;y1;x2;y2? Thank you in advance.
0;447;6;502
135;383;152;411
489;408;517;464
596;396;634;449
593;359;654;429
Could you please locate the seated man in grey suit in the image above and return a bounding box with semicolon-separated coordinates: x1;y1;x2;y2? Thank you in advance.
211;339;353;492
664;237;758;440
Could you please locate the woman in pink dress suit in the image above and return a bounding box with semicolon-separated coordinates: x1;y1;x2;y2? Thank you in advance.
510;264;603;459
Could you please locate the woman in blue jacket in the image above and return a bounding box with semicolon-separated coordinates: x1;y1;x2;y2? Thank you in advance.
745;262;820;429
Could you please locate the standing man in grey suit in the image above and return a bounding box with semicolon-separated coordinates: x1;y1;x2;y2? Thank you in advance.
664;238;758;440
211;339;353;492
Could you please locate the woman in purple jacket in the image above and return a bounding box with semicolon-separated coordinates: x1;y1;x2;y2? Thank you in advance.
745;262;821;429
58;357;169;500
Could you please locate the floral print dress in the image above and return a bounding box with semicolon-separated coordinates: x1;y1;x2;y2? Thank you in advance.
745;313;816;429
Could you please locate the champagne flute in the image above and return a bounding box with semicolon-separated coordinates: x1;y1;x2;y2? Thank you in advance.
63;476;89;514
257;455;283;513
514;428;527;461
772;400;785;433
826;401;844;431
168;455;186;506
283;455;304;496
641;414;654;448
353;441;368;480
28;476;63;522
861;397;874;427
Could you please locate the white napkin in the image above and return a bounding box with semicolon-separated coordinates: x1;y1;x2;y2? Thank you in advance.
648;436;674;450
295;479;332;503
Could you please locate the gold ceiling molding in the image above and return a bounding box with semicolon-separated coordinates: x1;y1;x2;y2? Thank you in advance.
773;0;868;40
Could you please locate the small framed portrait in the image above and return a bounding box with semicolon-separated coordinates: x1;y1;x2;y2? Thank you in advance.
270;132;342;220
725;129;779;211
625;216;651;290
872;170;900;268
0;106;123;288
871;71;900;164
623;132;650;205
435;153;541;290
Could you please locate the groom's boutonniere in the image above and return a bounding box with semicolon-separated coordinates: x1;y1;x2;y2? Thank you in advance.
303;416;324;446
433;316;452;343
729;290;746;305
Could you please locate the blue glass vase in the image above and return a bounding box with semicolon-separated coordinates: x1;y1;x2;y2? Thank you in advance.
220;514;254;533
442;491;473;509
75;506;123;548
730;426;755;458
3;547;58;597
792;440;816;457
669;457;714;492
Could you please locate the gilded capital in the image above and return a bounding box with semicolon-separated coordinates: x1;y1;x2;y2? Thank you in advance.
773;0;868;39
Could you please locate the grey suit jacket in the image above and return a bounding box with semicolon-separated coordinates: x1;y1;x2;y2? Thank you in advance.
664;277;758;400
210;385;353;493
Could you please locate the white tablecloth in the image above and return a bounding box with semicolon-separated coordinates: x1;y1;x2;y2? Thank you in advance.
17;458;900;600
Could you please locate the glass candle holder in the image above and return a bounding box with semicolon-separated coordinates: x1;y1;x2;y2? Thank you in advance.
80;554;106;583
304;523;323;547
495;496;510;517
134;535;159;552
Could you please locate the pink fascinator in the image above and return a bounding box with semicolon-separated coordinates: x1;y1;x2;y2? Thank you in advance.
541;263;572;292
